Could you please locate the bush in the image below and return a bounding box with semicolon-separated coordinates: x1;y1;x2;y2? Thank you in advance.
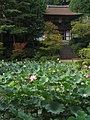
40;22;63;57
75;59;90;66
69;37;90;53
69;21;90;54
79;43;90;59
82;59;90;65
11;40;41;60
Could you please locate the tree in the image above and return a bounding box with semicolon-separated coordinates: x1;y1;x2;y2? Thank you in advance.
47;0;63;5
79;43;90;59
0;0;46;58
0;0;46;41
40;22;62;57
71;22;90;38
47;0;70;5
69;0;90;54
69;0;90;15
69;21;90;53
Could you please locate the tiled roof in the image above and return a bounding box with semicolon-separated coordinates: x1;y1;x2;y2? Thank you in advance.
44;5;82;16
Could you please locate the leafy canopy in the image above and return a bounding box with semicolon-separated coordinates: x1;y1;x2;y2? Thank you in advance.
0;0;46;41
70;0;90;15
71;22;90;38
46;0;70;5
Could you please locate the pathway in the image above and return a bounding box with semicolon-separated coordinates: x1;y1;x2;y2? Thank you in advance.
60;41;79;60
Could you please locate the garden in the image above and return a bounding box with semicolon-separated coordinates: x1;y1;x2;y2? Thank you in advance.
0;60;90;120
0;0;90;119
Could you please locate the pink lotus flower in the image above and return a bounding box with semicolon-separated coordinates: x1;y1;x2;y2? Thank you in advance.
30;75;37;82
84;65;88;68
84;65;90;69
85;74;90;78
88;66;90;69
75;69;78;73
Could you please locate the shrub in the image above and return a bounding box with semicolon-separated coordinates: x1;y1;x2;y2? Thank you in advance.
11;42;27;60
71;22;90;38
79;43;90;59
69;21;90;54
69;37;90;53
75;59;90;67
40;22;63;57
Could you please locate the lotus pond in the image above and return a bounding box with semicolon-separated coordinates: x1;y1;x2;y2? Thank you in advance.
0;60;90;120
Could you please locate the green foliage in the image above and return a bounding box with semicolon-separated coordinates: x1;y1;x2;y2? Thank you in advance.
10;27;28;34
47;0;63;5
68;110;88;120
47;0;70;5
0;0;47;59
79;43;90;59
0;25;15;33
45;102;65;114
82;59;90;66
0;60;90;119
71;22;90;38
0;0;46;41
45;21;58;33
69;21;90;54
69;37;90;53
40;22;63;57
70;0;90;15
11;40;41;60
0;42;5;59
74;59;90;67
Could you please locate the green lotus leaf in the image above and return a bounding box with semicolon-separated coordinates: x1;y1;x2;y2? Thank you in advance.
45;101;65;114
85;86;90;96
9;81;15;87
67;117;76;120
39;76;49;85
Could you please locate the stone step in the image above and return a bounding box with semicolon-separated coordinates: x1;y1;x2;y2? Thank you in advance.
60;44;79;59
